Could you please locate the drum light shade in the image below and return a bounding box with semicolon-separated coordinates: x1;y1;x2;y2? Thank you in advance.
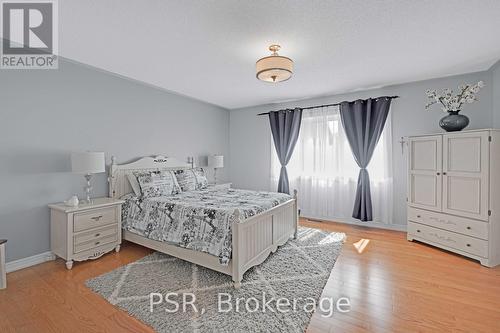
208;155;224;169
71;152;105;174
256;45;293;83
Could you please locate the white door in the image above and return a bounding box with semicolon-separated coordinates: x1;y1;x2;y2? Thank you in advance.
442;131;489;221
408;136;442;212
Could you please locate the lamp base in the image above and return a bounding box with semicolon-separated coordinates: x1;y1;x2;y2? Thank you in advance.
83;173;94;204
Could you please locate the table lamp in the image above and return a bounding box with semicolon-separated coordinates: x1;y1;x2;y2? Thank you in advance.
71;152;105;204
208;155;224;184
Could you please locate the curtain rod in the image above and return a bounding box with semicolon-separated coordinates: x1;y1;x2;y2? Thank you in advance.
257;95;399;116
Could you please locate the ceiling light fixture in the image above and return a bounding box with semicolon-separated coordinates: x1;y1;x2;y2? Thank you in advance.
256;44;293;83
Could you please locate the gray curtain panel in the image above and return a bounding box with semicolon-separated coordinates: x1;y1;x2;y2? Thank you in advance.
340;97;392;221
268;108;303;194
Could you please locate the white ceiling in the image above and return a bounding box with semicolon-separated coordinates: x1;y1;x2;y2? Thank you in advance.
58;0;500;109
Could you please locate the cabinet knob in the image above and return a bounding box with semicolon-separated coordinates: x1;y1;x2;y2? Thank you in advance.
91;215;103;221
95;233;101;237
443;172;447;175
466;226;471;230
466;244;471;247
417;229;421;233
95;241;100;245
437;172;440;175
417;215;421;218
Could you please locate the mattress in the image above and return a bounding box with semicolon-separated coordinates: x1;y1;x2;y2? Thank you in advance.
121;188;292;265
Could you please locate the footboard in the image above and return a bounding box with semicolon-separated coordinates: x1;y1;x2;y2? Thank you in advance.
232;190;298;287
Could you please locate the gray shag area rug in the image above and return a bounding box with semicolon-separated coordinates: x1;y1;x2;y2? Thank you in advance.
86;226;345;333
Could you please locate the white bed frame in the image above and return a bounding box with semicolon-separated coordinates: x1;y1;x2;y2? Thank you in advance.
108;155;298;288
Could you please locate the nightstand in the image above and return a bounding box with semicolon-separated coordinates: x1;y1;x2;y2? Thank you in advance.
0;239;6;289
207;182;232;190
49;197;124;270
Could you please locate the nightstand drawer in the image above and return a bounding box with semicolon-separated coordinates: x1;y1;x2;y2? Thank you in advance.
74;234;117;254
74;207;117;232
74;225;117;245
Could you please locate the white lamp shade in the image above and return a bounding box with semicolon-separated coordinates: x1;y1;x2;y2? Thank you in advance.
208;155;224;168
71;152;105;174
256;55;293;82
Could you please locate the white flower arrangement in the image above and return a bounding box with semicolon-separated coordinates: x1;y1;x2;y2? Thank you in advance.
425;81;485;113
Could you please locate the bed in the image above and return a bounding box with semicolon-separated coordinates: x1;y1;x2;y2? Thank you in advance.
108;155;298;288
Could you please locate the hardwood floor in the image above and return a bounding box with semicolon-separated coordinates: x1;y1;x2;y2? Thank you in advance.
303;219;500;333
1;218;499;333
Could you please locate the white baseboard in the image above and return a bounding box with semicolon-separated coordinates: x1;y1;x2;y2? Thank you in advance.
303;215;407;232
6;251;56;273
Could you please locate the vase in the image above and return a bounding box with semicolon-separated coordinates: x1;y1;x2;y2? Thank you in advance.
439;111;469;132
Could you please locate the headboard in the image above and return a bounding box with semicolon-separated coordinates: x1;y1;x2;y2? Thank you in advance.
108;155;192;198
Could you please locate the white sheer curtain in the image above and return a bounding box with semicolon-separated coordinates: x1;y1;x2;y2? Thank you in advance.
271;105;393;224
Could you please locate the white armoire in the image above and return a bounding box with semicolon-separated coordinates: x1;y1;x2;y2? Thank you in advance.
407;129;500;267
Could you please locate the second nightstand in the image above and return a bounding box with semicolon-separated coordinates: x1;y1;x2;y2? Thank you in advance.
49;197;124;270
207;182;232;190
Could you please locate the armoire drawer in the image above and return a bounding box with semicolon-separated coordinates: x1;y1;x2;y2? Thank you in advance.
408;207;488;240
408;221;488;258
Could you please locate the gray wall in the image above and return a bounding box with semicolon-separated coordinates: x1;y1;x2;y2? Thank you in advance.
230;71;493;228
493;60;500;128
0;59;229;262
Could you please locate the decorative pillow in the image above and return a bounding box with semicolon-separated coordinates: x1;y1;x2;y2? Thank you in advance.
174;168;208;191
133;170;181;198
193;168;208;189
126;173;142;197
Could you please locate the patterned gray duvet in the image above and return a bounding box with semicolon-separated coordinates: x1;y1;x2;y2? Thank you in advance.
121;188;292;265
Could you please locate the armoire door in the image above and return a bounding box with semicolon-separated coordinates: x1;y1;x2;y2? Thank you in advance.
408;135;442;212
442;131;489;221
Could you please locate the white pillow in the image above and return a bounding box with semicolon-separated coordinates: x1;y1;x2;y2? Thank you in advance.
127;173;142;197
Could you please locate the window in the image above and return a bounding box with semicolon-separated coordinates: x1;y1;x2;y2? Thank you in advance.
271;105;393;224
